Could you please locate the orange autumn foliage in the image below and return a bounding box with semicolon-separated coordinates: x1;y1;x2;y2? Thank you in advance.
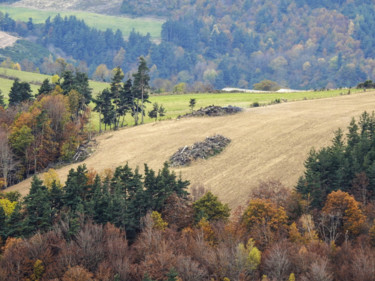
242;199;288;246
322;190;366;237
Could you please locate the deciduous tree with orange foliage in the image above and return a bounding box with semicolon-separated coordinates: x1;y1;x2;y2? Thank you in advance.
322;190;366;242
242;199;288;247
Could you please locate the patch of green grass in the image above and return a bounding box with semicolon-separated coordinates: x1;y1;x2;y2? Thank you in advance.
0;67;50;84
89;89;363;131
0;67;364;131
0;67;109;98
0;5;164;39
147;89;361;118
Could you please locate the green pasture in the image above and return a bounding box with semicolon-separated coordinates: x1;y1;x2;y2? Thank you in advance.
89;88;364;130
149;89;361;117
0;5;164;39
0;67;366;130
0;67;108;97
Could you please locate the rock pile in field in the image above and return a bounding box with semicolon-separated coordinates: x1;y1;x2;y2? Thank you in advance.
73;139;97;162
180;105;242;118
170;135;231;167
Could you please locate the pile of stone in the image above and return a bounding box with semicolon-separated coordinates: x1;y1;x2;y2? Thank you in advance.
170;135;231;167
73;139;97;162
180;105;242;118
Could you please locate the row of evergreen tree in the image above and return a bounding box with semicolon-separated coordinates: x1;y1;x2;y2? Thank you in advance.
0;162;189;241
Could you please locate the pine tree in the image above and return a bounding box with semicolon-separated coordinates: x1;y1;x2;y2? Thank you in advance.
93;178;111;224
109;182;127;228
37;79;54;96
118;78;133;127
148;102;159;122
0;204;7;239
122;78;138;125
93;92;105;132
63;166;88;213
8;79;33;106
49;180;63;215
74;71;92;104
189;98;196;112
0;89;5;107
60;71;75;95
110;67;125;129
23;176;52;235
101;89;115;130
132;57;150;124
6;203;23;237
158;104;166;120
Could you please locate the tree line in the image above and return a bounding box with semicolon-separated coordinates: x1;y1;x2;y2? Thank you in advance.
0;160;374;280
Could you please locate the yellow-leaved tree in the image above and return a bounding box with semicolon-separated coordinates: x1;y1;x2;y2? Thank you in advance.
43;168;61;189
0;198;17;216
236;238;262;276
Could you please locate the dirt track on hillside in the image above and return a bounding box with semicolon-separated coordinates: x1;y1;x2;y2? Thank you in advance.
8;92;375;208
0;31;18;49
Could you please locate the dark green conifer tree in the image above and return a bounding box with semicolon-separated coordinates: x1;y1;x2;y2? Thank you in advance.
23;176;52;235
63;165;88;213
49;180;63;215
132;57;150;124
74;71;92;104
8;79;33;106
60;71;75;95
0;205;7;239
122;78;136;125
6;203;23;238
93;177;111;224
37;79;54;96
101;89;115;130
0;89;5;107
110;67;125;129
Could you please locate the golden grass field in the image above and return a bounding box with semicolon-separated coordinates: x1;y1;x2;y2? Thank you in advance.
7;92;375;209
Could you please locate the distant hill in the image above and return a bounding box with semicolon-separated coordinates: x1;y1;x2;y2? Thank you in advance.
1;0;375;90
118;0;375;89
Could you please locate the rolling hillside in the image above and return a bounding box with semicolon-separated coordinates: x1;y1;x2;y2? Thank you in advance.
7;92;375;208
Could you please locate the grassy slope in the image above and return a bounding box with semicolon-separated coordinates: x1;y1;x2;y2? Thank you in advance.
8;92;375;209
0;5;164;39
